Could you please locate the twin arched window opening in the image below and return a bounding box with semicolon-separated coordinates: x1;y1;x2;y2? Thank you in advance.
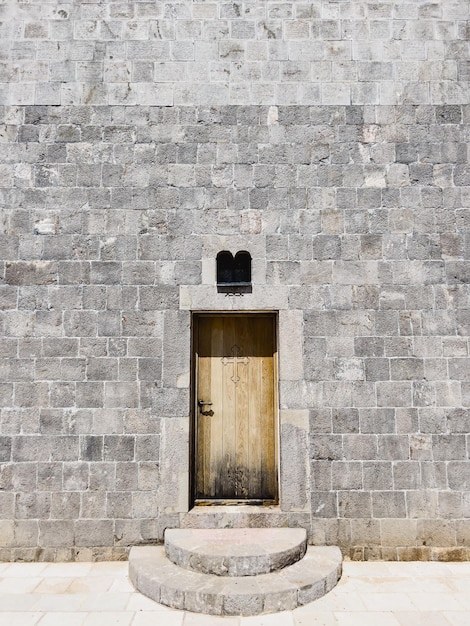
216;251;252;287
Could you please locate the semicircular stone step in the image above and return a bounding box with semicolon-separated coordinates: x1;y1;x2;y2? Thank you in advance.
129;544;342;616
165;528;307;576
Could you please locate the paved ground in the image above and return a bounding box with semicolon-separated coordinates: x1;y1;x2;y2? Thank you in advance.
0;560;469;625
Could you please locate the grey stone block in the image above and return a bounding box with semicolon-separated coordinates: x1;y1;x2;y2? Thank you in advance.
438;491;463;520
360;409;395;434
363;461;393;491
107;492;132;519
116;462;139;491
138;463;159;491
311;461;332;491
51;492;81;520
50;437;80;462
89;463;115;492
390;358;424;380
80;436;103;462
103;436;135;462
76;382;104;408
63;462;89;491
338;492;372;518
121;312;164;338
377;382;411;407
309;409;332;434
6;262;57;286
37;463;64;492
417;520;456;548
311;435;343;461
312;236;341;261
343;435;378;461
372;492;406;518
135;435;160;462
280;422;309;511
433;435;466;461
332;462;362;490
0;493;15;519
380;519;418;548
377;435;409;461
140;385;189;416
80;492;106;519
74;520;114;547
39;521;75;548
332;409;359;434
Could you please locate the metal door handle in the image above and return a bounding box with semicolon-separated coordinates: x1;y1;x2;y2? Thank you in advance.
198;400;213;408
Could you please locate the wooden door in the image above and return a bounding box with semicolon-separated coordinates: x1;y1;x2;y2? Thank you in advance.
194;314;278;502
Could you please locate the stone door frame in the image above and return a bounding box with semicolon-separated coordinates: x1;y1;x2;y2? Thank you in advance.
158;236;311;523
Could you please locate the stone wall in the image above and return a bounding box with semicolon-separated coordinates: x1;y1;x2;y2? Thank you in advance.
1;0;468;106
1;0;469;561
2;103;470;560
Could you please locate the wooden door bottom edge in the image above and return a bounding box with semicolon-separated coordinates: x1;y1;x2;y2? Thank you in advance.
194;499;279;506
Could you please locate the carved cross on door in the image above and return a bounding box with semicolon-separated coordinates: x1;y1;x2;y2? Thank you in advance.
221;345;249;384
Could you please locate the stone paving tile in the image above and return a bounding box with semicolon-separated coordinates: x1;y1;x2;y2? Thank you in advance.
443;614;470;626
81;592;133;612
0;593;39;612
184;612;241;625
395;612;452;626
358;592;417;611
0;614;44;626
334;613;401;626
292;609;337;626
2;563;49;577
242;611;295;626
300;590;367;612
444;564;470;574
126;592;169;611
452;593;470;611
355;577;452;594
110;577;136;593
35;613;87;626
450;578;470;592
30;593;89;612
132;612;184;626
82;612;134;626
0;561;469;625
0;577;43;593
410;593;466;612
85;562;129;576
34;577;76;594
40;563;93;577
66;576;123;594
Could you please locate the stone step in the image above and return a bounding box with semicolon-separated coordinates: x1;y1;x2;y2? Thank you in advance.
179;505;292;530
129;543;342;616
165;528;307;576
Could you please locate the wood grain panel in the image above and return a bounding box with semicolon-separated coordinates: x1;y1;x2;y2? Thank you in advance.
194;314;277;502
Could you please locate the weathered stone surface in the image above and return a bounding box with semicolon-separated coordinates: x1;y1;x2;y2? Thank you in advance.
129;543;342;615
0;0;469;563
165;528;307;576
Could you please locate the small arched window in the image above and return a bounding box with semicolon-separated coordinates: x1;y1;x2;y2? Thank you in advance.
233;251;251;284
216;251;234;285
216;250;252;287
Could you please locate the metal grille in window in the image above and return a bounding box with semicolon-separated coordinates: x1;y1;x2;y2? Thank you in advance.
216;251;251;286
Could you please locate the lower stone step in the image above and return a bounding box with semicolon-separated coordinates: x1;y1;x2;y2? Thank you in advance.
165;528;307;576
129;544;342;616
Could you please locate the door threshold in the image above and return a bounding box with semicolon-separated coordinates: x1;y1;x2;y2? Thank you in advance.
180;504;290;529
188;503;281;514
194;500;278;507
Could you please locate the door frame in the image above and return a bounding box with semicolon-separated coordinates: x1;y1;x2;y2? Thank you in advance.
190;311;279;507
